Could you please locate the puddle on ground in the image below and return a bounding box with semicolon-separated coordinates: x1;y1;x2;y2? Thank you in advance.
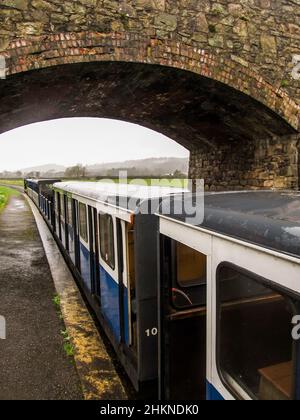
10;202;26;211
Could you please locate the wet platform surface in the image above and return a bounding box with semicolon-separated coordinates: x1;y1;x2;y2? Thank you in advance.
27;196;128;400
0;192;83;400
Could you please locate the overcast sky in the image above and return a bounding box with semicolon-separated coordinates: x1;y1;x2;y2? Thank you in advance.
0;118;189;172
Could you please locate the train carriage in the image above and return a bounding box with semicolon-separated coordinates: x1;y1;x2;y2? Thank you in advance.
50;181;186;391
24;179;60;226
157;191;300;400
24;178;300;400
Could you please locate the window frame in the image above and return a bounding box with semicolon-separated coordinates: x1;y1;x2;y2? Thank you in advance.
216;261;300;401
55;191;60;214
171;239;207;310
60;193;65;221
66;196;73;226
65;196;68;224
98;212;115;271
175;240;207;289
79;202;88;243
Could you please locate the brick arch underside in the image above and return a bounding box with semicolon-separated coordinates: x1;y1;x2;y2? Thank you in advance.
0;60;296;142
3;32;300;131
1;33;300;190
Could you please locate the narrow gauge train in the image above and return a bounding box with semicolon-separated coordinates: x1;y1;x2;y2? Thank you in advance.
24;179;300;400
25;179;187;394
24;178;60;226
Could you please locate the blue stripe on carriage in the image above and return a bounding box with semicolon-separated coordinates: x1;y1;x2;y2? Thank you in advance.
99;265;121;341
79;243;129;344
68;224;76;264
206;381;225;400
123;288;129;345
99;265;130;344
80;242;91;291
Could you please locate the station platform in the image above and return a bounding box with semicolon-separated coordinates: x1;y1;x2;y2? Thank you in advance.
0;190;127;400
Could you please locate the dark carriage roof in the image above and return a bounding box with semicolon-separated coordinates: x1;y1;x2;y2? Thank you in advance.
25;178;61;185
159;191;300;259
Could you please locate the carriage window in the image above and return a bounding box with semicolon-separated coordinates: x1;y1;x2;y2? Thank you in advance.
172;241;207;309
60;194;65;220
99;213;115;270
66;197;72;225
55;192;60;213
176;242;206;287
65;196;68;224
127;225;137;350
218;264;300;400
79;203;88;242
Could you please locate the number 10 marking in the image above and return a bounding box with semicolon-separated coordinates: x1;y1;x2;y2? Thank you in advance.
145;327;158;337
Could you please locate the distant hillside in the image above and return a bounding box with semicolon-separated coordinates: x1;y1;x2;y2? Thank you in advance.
86;157;189;176
21;164;66;174
18;157;189;177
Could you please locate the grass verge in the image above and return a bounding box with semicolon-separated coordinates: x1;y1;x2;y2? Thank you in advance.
0;179;23;187
53;295;75;359
0;186;20;212
61;330;75;358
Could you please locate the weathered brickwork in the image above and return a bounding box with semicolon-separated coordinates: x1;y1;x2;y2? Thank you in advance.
0;1;300;189
190;134;300;190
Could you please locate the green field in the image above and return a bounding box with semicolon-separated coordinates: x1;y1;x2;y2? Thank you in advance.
0;177;188;187
66;177;189;188
0;186;20;211
98;178;188;188
0;179;24;187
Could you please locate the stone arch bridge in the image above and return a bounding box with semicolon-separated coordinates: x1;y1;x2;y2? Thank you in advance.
0;0;300;190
